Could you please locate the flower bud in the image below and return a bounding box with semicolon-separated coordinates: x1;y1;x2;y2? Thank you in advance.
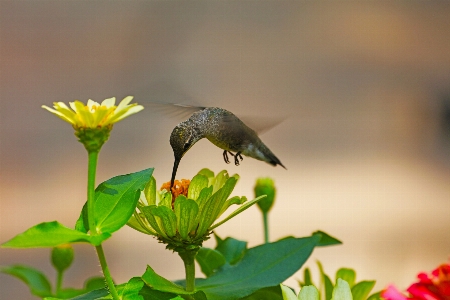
254;177;276;213
51;244;74;273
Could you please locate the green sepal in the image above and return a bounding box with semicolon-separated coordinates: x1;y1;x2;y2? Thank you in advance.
142;206;168;238
159;190;173;209
197;168;215;186
336;268;356;288
150;206;177;237
188;174;209;200
144;176;157;206
127;214;155;235
0;265;52;297
196;185;229;237
51;244;74;273
209;195;266;231
351;281;375;300
317;261;334;300
1;221;110;248
212;170;229;193
195;247;227;277
174;196;199;240
219;196;246;217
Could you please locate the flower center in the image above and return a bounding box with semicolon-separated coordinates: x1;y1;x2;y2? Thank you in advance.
161;179;191;206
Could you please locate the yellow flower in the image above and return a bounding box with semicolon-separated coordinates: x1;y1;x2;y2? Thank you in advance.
42;96;143;129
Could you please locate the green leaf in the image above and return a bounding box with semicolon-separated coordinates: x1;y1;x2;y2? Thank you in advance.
144;176;157;206
331;279;353;300
188;174;209;200
351;281;375;300
280;284;298;300
336;268;356;288
215;237;247;265
367;291;382;300
209;195;266;231
195;247;227;277
75;202;89;233
84;276;107;292
94;168;154;234
240;286;283;300
304;268;313;286
151;206;177;237
313;231;342;247
299;285;320;300
194;235;321;300
174;196;199;240
121;277;144;300
141;265;192;295
1;265;52;297
1;221;110;248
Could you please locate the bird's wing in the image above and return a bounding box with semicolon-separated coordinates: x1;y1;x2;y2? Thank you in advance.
221;114;287;135
145;102;206;121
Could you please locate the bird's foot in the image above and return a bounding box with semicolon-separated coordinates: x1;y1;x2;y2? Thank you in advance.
234;152;243;166
223;150;231;164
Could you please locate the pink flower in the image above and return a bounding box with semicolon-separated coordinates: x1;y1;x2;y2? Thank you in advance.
382;261;450;300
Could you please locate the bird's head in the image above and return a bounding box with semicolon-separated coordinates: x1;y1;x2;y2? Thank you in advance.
170;122;202;160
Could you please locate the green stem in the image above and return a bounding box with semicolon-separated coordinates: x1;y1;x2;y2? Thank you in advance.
87;151;99;235
87;151;119;300
179;250;198;293
96;245;120;300
263;211;269;244
55;270;63;296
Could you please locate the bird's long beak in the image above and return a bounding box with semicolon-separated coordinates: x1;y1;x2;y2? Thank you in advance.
170;158;180;189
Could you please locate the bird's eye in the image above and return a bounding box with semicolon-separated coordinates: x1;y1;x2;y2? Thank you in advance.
183;142;191;150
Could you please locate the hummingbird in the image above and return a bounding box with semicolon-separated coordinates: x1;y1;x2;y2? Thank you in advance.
169;107;286;188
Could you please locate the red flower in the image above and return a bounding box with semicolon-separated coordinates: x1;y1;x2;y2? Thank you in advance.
382;261;450;300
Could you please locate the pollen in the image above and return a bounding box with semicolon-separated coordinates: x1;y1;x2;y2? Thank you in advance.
161;179;191;204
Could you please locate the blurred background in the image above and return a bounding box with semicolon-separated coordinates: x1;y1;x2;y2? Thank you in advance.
1;1;450;299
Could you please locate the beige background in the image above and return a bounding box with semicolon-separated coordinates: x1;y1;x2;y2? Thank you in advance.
1;1;450;299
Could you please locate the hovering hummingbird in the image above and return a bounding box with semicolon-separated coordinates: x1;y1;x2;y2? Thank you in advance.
169;107;286;188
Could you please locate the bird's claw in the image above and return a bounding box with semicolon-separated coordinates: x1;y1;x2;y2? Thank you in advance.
223;151;243;166
223;150;231;164
234;152;243;166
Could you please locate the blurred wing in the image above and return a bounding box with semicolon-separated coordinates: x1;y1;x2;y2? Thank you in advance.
145;102;206;121
221;114;287;135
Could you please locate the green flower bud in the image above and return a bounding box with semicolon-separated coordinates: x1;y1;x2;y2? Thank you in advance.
254;177;276;213
51;244;74;273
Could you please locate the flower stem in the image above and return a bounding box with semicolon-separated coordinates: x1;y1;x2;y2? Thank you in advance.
87;151;119;300
263;211;269;244
55;270;63;296
179;250;198;293
96;245;120;300
87;151;99;235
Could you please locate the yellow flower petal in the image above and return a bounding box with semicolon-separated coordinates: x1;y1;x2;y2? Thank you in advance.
43;96;142;129
101;97;116;108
